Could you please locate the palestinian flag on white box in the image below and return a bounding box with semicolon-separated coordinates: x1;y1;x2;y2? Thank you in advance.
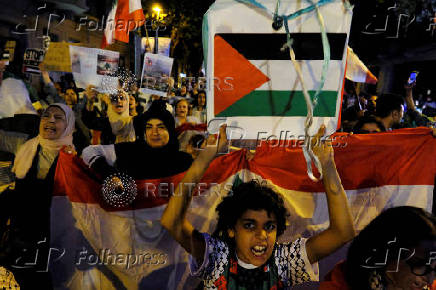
49;128;435;289
204;0;352;139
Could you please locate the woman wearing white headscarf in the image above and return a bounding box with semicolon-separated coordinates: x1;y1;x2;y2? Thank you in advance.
12;103;75;179
82;89;137;144
0;103;75;289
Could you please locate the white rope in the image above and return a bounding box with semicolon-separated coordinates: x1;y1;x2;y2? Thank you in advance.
285;45;323;182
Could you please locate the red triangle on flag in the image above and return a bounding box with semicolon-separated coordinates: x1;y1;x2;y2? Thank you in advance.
214;35;270;115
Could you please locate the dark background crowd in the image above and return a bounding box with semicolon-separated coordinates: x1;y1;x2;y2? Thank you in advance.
0;0;435;288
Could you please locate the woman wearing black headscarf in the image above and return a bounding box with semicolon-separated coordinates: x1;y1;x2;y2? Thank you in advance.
82;100;193;180
80;101;193;290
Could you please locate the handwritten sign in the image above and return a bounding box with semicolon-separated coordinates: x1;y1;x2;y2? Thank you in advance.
40;42;75;72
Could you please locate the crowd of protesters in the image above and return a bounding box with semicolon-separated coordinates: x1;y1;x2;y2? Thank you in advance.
340;80;436;134
0;56;435;290
0;60;210;288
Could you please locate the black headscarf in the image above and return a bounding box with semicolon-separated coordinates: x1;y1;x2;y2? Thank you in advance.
115;101;193;179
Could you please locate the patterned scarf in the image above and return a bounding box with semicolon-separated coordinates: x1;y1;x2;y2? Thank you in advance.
214;252;283;290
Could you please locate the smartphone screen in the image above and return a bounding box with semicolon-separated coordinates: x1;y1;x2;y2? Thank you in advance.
408;71;418;84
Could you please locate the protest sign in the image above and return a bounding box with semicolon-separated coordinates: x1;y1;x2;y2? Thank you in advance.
140;53;174;97
141;37;171;56
69;46;119;89
23;48;45;74
40;42;74;72
3;40;16;63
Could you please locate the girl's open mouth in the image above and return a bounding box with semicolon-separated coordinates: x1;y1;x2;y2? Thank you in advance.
251;245;267;257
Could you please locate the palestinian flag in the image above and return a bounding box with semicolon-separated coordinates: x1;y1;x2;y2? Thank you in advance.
49;128;435;289
204;0;353;138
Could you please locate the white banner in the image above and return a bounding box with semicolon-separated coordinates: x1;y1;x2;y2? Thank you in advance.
69;46;119;89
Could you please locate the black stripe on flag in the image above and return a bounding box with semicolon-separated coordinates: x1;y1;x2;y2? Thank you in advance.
217;33;347;60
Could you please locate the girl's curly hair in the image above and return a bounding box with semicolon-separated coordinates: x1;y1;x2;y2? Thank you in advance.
212;180;289;245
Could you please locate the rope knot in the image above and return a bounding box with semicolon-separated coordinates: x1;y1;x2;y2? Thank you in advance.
272;14;284;31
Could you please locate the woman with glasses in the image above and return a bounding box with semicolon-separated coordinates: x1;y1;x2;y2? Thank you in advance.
82;90;139;144
321;206;436;289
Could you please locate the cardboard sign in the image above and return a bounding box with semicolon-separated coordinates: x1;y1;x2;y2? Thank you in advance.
40;42;74;72
23;48;45;74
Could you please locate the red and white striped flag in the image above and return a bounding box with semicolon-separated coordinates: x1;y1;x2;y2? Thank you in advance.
346;46;378;84
49;128;435;289
101;0;145;48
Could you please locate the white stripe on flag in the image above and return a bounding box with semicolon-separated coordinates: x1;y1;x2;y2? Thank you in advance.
346;47;377;84
210;0;351;34
51;197;196;290
104;2;117;46
243;170;433;237
251;60;343;91
129;0;142;13
216;116;341;139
